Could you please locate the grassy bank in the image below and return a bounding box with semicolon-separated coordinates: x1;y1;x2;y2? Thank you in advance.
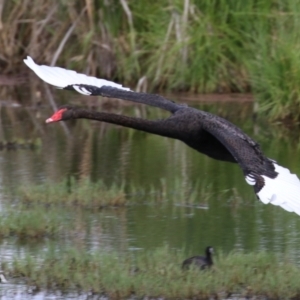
16;177;126;209
2;1;300;120
15;177;214;209
0;177;223;241
3;178;127;239
5;246;300;298
0;206;73;239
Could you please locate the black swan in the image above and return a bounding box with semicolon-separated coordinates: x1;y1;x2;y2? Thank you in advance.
182;246;214;270
24;56;300;216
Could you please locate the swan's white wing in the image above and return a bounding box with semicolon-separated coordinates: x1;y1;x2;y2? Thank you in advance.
243;159;300;216
250;163;300;215
24;56;181;112
23;56;131;94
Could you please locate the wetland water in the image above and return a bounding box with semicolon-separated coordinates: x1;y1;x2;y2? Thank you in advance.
1;95;300;297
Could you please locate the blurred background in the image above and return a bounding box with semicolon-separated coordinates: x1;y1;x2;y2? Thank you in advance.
1;0;300;120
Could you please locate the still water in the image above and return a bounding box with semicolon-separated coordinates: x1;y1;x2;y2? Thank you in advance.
1;94;300;296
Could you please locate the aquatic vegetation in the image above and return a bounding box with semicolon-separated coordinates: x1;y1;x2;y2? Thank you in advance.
5;246;300;298
15;176;217;209
16;177;126;209
0;206;70;239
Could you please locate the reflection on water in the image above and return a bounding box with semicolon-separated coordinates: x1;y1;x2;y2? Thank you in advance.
1;94;300;296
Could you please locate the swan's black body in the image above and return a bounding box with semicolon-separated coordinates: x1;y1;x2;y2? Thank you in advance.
56;85;277;194
182;246;214;270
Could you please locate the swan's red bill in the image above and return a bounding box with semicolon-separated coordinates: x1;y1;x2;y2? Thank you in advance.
45;108;67;123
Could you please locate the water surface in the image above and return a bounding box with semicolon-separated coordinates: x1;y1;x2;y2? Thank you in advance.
0;93;300;297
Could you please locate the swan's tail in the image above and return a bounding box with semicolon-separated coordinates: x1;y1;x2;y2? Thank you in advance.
246;163;300;215
24;56;181;113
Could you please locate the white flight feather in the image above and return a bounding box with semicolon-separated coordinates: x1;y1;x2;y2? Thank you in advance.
256;163;300;215
245;175;256;185
23;56;131;92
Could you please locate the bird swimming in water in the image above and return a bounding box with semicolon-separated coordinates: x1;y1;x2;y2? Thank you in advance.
24;56;300;216
182;246;214;270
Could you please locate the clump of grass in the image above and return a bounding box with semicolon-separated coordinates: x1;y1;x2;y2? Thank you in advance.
16;177;126;209
16;177;214;209
215;251;300;298
6;246;300;298
0;206;69;239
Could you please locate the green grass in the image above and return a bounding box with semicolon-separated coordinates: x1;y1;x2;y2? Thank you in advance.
5;177;225;244
15;177;217;209
0;206;71;239
16;177;126;209
5;246;300;298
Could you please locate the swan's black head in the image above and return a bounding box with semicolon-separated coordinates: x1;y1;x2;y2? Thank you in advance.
46;105;79;123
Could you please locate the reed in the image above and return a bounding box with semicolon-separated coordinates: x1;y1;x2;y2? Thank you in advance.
2;1;300;119
6;246;300;298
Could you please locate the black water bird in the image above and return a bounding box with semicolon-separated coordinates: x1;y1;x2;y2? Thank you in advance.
182;246;214;270
24;56;300;216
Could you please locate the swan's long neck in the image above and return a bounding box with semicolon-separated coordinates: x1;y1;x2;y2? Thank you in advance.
98;86;183;113
74;109;176;138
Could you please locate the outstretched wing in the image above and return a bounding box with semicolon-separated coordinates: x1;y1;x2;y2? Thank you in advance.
24;56;181;113
199;110;300;216
23;56;130;92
